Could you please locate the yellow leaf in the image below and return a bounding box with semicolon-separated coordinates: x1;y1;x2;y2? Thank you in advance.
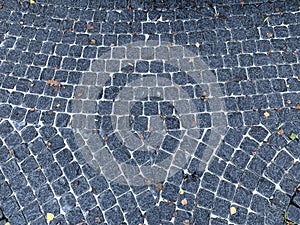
179;189;185;195
230;206;237;215
195;42;200;48
263;111;270;118
46;213;54;223
5;222;10;225
30;0;36;4
263;15;269;23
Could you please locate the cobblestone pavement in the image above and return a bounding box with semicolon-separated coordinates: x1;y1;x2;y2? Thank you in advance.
0;0;300;224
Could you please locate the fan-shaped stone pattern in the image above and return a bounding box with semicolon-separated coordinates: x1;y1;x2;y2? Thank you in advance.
0;0;300;224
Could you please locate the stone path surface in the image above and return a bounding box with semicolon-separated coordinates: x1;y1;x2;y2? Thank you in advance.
0;0;300;224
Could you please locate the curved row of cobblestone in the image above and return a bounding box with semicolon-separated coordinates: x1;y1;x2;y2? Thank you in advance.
0;0;300;225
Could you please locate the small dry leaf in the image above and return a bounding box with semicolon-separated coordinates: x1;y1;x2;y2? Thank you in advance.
29;108;36;112
0;3;4;9
295;104;300;110
267;51;272;55
87;23;94;30
275;7;280;12
55;103;61;108
19;20;24;25
29;0;36;4
89;39;96;45
172;211;177;217
181;198;188;206
173;84;180;90
183;220;190;225
110;43;115;47
286;100;292;104
240;1;245;6
264;111;270;118
8;149;13;157
189;57;194;63
266;32;273;38
46;80;60;87
94;217;101;223
37;165;42;170
263;15;269;23
46;213;55;223
195;42;200;48
103;136;108;141
277;129;284;135
46;141;51;147
230;207;237;215
29;83;34;88
155;183;163;191
179;189;185;195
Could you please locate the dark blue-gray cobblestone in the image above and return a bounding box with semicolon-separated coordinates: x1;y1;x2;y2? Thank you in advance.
0;0;300;224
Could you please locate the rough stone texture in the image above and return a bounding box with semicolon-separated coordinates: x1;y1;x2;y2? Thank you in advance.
0;0;300;224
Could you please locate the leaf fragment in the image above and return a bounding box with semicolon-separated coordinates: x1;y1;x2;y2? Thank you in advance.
46;213;54;223
87;23;94;30
179;189;185;195
277;129;284;135
295;104;300;110
46;80;60;87
230;206;237;215
181;198;188;206
266;32;273;38
289;133;298;141
263;15;269;23
183;220;190;225
263;111;270;118
195;42;200;48
89;39;96;45
29;0;36;4
155;183;163;192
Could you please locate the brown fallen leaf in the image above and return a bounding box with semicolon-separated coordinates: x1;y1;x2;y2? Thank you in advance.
295;104;300;110
172;211;177;217
94;217;101;223
8;149;13;157
89;39;97;45
46;141;51;147
275;7;280;12
266;32;273;38
46;80;60;87
87;23;94;30
181;198;188;206
277;129;284;135
0;3;3;9
189;57;194;63
183;220;190;225
286;100;292;104
155;183;163;192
